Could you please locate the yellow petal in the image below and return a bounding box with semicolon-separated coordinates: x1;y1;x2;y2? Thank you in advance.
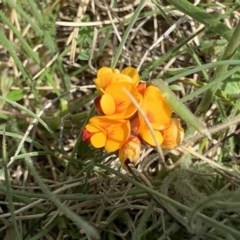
105;120;130;152
94;73;114;92
121;67;140;85
119;136;141;165
90;132;106;148
139;126;163;146
97;67;114;76
94;67;122;92
112;73;133;83
100;94;116;115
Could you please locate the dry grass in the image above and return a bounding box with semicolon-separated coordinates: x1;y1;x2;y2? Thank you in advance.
0;0;240;239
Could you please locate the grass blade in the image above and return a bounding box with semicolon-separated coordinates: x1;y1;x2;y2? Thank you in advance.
152;79;211;138
166;0;232;40
2;129;21;240
111;0;146;68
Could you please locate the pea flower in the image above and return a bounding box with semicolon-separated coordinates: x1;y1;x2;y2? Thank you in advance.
99;82;142;119
162;118;184;149
94;66;140;92
118;136;141;165
137;85;172;146
82;116;130;152
82;66;185;167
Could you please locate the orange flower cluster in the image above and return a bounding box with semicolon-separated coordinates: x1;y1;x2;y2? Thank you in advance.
82;67;184;165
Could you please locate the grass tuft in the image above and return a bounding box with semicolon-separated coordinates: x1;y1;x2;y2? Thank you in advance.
0;0;240;239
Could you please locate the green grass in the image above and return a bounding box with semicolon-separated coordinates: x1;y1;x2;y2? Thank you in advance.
1;0;240;239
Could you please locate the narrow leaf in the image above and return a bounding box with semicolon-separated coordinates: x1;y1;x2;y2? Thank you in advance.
152;79;211;138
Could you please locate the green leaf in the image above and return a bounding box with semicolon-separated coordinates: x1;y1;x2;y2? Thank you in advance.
0;113;9;120
222;75;240;97
0;169;5;181
221;74;240;110
7;89;24;101
1;72;13;96
78;50;89;61
170;84;184;92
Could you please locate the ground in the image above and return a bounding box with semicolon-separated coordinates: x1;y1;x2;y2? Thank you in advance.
0;0;240;239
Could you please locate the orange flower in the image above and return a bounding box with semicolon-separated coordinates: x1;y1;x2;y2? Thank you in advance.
119;136;141;165
138;85;172;146
82;116;130;152
162;118;184;149
94;67;140;92
83;65;185;166
99;82;142;119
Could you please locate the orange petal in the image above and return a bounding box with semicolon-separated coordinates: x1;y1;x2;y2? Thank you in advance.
100;93;116;115
112;73;133;83
85;124;101;133
94;67;121;92
94;96;103;114
162;118;184;149
88;117;105;131
130;116;140;136
105;120;130;152
94;67;140;92
82;128;92;142
85;116;131;151
104;82;142;119
140;85;172;130
137;82;147;96
94;73;115;92
90;131;106;148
